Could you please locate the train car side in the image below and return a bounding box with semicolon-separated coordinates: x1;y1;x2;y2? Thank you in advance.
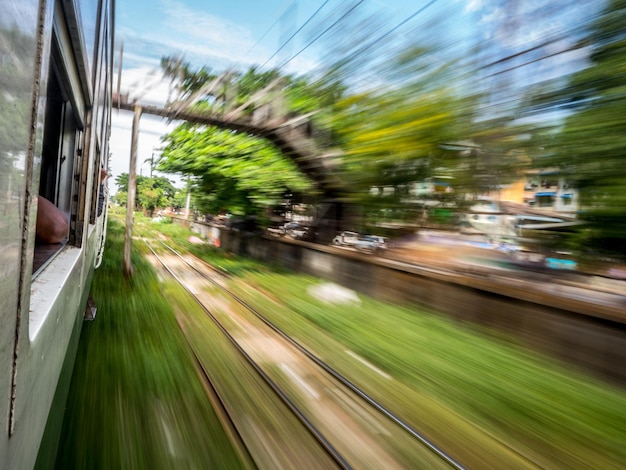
0;0;115;468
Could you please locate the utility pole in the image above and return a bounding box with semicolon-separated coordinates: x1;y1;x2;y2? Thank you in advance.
124;104;142;278
184;176;191;220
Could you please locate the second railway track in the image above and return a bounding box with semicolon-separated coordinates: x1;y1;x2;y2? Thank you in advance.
144;237;466;469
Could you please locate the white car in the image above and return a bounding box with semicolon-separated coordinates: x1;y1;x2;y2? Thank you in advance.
284;222;309;239
353;235;389;253
331;231;360;246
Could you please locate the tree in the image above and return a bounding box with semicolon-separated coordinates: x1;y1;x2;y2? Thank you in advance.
114;173;131;193
329;45;480;211
157;123;313;216
530;0;626;255
161;56;218;102
158;60;340;218
114;173;178;211
112;190;128;207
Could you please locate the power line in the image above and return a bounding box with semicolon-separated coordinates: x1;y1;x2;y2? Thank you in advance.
277;0;365;72
234;0;297;71
276;0;439;74
350;0;440;71
375;0;439;46
260;0;330;70
341;0;441;91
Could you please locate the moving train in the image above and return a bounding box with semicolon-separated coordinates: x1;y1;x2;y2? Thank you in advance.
0;0;114;467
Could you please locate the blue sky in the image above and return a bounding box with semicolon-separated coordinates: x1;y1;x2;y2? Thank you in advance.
108;0;595;191
113;0;483;104
110;0;475;185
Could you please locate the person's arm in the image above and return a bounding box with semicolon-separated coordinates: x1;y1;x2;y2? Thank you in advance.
97;168;109;216
36;196;69;243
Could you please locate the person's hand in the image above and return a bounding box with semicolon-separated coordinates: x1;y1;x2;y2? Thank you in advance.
36;196;68;243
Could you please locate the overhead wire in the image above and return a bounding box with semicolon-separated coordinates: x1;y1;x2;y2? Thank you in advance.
275;0;441;76
350;0;440;71
259;0;330;70
231;0;297;72
370;0;439;48
276;0;365;72
346;0;440;91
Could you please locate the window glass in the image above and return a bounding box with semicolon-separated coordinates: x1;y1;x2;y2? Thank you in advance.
76;0;99;74
34;33;82;273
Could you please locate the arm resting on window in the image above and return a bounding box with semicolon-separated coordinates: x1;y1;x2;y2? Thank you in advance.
36;196;69;244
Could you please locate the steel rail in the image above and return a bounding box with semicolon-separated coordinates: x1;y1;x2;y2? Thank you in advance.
145;240;351;470
190;347;258;469
158;239;466;470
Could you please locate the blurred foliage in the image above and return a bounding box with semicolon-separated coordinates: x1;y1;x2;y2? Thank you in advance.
161;56;219;100
331;48;471;205
234;269;626;469
157;1;626;256
158;14;535;225
60;210;626;468
56;218;246;469
528;0;626;255
111;189;127;206
157;122;313;216
146;212;626;469
114;173;181;211
0;24;35;174
160;60;332;216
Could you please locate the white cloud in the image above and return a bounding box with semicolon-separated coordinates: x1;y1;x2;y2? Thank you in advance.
108;111;183;192
116;0;267;73
117;0;321;79
161;0;253;53
480;6;505;26
117;66;175;106
465;0;486;13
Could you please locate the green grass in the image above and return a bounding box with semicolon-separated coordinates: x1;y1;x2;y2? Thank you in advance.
140;215;626;468
141;215;271;276
55;219;246;470
59;213;626;468
232;271;626;468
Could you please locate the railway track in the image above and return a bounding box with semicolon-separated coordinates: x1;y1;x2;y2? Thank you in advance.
145;239;346;469
144;237;465;469
188;345;257;469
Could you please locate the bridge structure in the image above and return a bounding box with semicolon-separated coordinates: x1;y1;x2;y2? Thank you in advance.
113;72;350;275
112;72;346;198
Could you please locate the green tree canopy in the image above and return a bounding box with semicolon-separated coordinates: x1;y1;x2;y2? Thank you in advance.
329;46;482;208
157;123;313;216
114;173;178;210
529;0;626;255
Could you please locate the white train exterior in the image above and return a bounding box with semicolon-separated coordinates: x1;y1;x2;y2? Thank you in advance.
0;0;114;468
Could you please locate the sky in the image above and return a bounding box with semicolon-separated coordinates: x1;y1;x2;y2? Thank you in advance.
108;0;593;193
109;0;475;191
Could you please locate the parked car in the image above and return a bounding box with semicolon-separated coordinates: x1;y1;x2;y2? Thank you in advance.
331;231;360;246
284;222;310;239
267;222;310;239
354;235;389;253
267;226;284;237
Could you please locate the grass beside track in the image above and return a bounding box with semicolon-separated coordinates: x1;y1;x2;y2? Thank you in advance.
58;213;626;468
232;271;626;468
148;215;626;469
55;218;246;470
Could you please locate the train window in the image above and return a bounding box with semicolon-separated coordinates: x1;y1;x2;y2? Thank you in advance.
88;2;111;226
78;0;100;75
90;147;103;225
33;31;83;274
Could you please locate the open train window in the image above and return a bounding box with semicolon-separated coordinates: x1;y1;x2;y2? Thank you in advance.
33;35;83;274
